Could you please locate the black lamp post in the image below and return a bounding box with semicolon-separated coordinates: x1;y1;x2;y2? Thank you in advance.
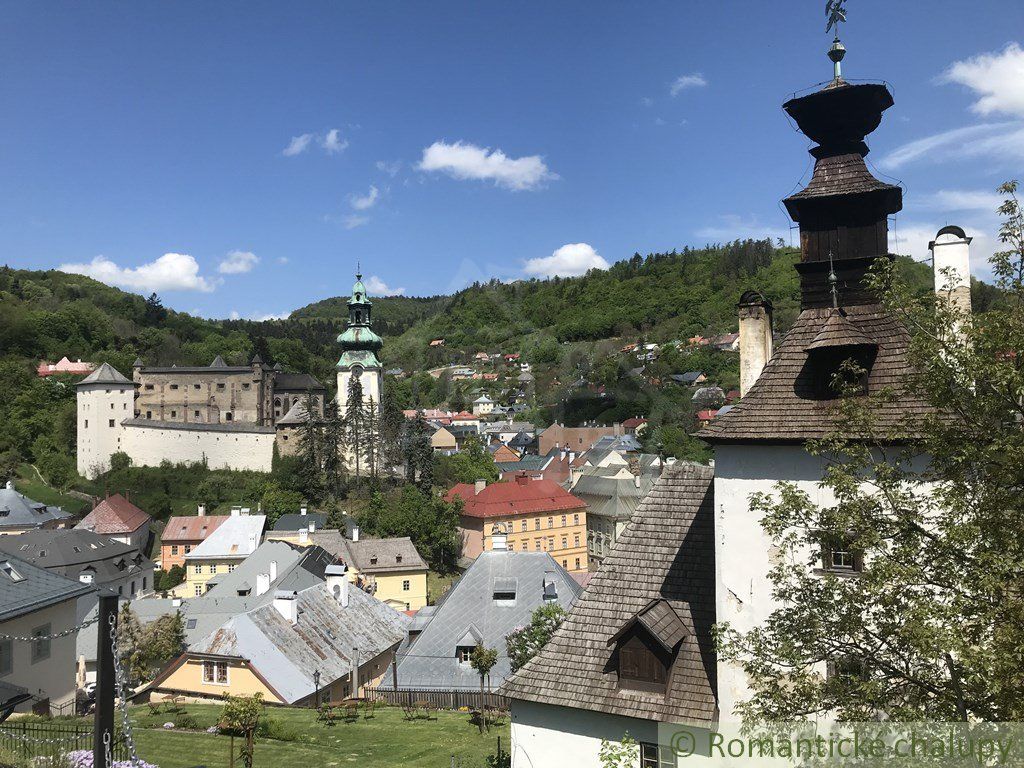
312;669;321;708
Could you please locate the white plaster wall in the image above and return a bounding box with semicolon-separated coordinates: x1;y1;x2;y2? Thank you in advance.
77;384;134;478
0;599;80;713
713;444;931;721
122;425;274;473
337;367;383;413
510;699;661;768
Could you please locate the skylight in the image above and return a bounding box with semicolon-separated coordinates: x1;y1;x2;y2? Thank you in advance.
0;561;24;582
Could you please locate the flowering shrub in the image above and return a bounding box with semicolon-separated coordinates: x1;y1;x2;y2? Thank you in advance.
206;725;220;734
66;749;160;768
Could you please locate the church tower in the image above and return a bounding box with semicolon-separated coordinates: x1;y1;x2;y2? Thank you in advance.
336;272;384;415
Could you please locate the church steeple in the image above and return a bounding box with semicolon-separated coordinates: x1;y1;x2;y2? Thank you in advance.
348;272;372;327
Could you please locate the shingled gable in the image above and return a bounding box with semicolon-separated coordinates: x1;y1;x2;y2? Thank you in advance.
501;464;717;725
77;494;151;535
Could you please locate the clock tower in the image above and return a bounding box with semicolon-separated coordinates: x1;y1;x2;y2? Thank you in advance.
336;272;384;415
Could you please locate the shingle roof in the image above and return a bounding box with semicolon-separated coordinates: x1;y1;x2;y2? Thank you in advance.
447;477;586;519
190;583;408;704
494;456;552;474
77;362;132;387
76;494;151;535
378;551;580;691
804;307;876;351
274;401;310;426
161;514;230;543
273;373;325;391
698;304;932;442
0;483;72;529
501;463;717;725
0;554;95;622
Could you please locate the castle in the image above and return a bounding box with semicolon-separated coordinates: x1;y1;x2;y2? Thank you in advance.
77;272;380;478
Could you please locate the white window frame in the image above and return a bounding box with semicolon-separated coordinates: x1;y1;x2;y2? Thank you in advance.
202;660;229;685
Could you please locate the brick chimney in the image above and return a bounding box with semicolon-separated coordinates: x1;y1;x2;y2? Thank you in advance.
474;479;487;495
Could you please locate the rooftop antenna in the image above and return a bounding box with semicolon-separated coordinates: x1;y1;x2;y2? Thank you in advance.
827;250;840;309
825;0;848;83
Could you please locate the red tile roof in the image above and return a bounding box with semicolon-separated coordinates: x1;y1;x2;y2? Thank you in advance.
447;475;586;519
161;514;230;543
76;494;151;534
622;417;648;430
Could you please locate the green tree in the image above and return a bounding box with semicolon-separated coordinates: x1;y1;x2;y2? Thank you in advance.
343;377;367;480
505;604;567;674
358;484;461;572
719;181;1024;722
433;435;498;488
469;644;499;732
259;485;304;526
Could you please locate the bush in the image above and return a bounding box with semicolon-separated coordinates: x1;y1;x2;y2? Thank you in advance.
174;712;199;730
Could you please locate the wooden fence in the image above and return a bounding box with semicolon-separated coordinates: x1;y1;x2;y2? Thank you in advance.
372;688;508;711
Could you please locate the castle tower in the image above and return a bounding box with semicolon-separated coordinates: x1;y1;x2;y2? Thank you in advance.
76;363;135;479
336;272;383;415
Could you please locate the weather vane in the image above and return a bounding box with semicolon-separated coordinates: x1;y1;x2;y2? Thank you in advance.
825;0;848;82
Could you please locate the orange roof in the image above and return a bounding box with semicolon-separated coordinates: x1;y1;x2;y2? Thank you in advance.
447;475;586;519
77;494;151;534
161;514;231;543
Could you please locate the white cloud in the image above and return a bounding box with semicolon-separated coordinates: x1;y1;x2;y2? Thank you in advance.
217;250;259;275
364;275;405;295
276;256;289;265
938;43;1024;118
58;253;218;293
878;122;1024;170
417;140;557;191
640;96;654;108
670;73;707;96
889;219;996;275
348;185;380;211
343;214;369;230
376;160;402;177
321;128;349;154
282;133;314;157
695;214;788;243
523;243;610;278
918;188;1004;213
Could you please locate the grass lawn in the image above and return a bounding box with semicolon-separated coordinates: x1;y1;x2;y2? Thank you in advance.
427;570;459;604
125;703;507;768
14;464;91;515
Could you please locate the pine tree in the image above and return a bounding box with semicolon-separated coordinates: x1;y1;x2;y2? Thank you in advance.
296;393;324;501
362;396;381;480
321;397;346;497
380;385;405;472
343;376;366;480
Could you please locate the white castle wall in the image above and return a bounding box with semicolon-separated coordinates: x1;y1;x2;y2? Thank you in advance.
121;423;275;473
77;383;134;479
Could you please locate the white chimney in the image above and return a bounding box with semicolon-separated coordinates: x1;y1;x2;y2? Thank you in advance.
273;590;298;625
490;522;509;552
5;481;13;490
475;479;487;495
171;597;182;608
241;507;251;516
930;226;972;315
298;528;308;544
256;573;271;596
269;560;278;582
738;291;774;398
325;564;349;607
300;507;307;516
351;525;359;542
231;506;241;516
308;521;316;534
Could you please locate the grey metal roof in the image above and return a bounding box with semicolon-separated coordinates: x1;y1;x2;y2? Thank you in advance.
191;582;408;703
571;472;654;521
272;512;327;531
187;514;266;560
0;553;95;622
0;483;72;529
76;362;133;387
494;456;551;473
379;551;580;691
0;529;153;585
122;419;276;435
273;373;325;391
274;401;310;426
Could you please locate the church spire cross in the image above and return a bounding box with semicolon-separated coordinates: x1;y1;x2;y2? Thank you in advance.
825;0;848;82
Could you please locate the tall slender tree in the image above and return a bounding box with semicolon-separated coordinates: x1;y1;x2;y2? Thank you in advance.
343;376;366;480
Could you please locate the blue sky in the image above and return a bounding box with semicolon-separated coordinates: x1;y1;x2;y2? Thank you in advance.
1;1;1022;318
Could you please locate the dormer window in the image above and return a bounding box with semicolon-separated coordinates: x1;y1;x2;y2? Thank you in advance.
821;535;864;574
804;308;877;400
370;556;378;565
492;577;517;604
456;646;474;664
608;599;687;694
395;555;402;564
0;561;24;582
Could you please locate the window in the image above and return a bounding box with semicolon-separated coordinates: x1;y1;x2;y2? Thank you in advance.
194;584;203;597
548;537;554;550
618;633;668;691
574;534;580;547
194;410;200;419
146;411;152;419
202;660;228;684
520;541;528;551
402;580;410;591
456;646;474;664
534;539;541;551
194;384;201;390
170;384;179;390
84;419;88;428
227;564;236;573
575;557;580;570
822;537;863;573
31;625;51;663
186;619;197;630
561;537;567;549
396;555;403;564
562;559;568;569
208;564;217;574
827;654;869;683
216;383;225;390
573;514;579;525
110;403;115;410
142;577;147;590
225;412;233;422
171;545;179;555
170;411;177;418
520;520;527;532
547;517;553;528
108;419;115;427
561;515;566;527
144;384;154;391
0;639;11;675
640;742;675;768
185;545;192;554
241;383;250;391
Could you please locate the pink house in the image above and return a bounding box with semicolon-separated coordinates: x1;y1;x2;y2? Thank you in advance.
37;357;97;377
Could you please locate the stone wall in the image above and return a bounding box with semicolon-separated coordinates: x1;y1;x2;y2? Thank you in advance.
122;421;275;472
134;368;268;425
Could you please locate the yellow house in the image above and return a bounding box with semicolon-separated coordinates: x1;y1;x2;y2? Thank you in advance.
338;536;429;612
174;513;266;597
144;580;408;705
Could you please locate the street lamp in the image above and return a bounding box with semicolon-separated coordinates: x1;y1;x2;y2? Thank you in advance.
312;669;321;708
